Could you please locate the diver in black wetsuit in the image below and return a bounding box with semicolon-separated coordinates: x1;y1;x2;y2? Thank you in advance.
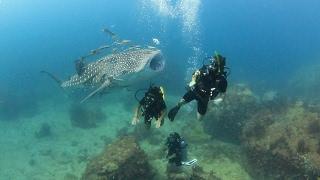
168;53;229;121
75;58;86;76
132;85;167;128
166;132;188;166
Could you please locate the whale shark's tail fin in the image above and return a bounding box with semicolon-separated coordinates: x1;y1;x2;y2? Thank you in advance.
40;71;71;99
40;70;62;85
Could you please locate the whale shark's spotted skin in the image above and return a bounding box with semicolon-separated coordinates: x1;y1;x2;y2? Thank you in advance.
61;49;159;88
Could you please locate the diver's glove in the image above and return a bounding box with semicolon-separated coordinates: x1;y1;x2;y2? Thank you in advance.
168;106;180;122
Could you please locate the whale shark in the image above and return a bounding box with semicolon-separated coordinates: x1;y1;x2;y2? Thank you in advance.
43;47;165;103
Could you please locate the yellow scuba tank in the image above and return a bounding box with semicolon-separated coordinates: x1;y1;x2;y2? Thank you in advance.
160;86;165;100
213;51;226;75
189;70;201;87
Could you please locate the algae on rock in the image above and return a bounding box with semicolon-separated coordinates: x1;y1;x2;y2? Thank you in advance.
82;136;154;180
242;102;320;179
203;84;259;144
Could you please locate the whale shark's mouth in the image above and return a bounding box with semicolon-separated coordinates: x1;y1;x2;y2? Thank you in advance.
149;52;165;72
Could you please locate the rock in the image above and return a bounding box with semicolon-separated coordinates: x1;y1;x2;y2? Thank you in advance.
181;119;210;143
35;123;52;138
203;84;260;144
166;164;221;180
128;123;162;144
242;102;320;179
166;163;191;180
69;103;106;129
82;136;154;180
64;173;78;180
190;166;221;180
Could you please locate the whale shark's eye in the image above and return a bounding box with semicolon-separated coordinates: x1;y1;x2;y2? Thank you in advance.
150;53;165;71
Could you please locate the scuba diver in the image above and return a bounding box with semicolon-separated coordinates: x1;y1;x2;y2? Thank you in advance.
74;58;86;76
168;52;229;121
166;132;197;166
132;85;167;128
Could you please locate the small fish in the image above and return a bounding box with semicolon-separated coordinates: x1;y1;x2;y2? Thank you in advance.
152;38;160;45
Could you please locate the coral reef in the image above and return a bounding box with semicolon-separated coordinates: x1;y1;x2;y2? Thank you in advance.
203;84;260;144
242;102;320;179
166;164;191;180
190;166;221;180
82;136;154;180
68;103;106;128
63;173;78;180
166;164;221;180
124;123;162;145
181;119;211;143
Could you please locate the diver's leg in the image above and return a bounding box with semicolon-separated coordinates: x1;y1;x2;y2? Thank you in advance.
197;112;203;120
144;116;152;129
168;91;195;121
197;98;208;121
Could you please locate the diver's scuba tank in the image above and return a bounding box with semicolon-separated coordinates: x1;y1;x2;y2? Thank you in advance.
166;132;197;166
180;137;188;162
75;58;86;76
211;51;231;78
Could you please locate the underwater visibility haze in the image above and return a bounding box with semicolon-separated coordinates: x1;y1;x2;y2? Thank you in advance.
0;0;320;179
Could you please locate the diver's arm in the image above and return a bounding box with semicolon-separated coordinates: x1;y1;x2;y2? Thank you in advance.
155;109;166;128
132;105;141;125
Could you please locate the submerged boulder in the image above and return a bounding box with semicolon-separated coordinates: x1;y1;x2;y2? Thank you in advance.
242;102;320;179
203;84;259;144
69;103;106;129
82;136;154;180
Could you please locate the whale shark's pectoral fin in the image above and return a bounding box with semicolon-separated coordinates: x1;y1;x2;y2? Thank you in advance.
80;79;111;103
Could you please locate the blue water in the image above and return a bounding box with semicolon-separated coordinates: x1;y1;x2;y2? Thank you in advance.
1;0;319;98
0;0;320;179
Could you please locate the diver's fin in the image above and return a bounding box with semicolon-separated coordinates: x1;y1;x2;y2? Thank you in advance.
40;70;62;85
40;70;70;98
182;159;198;166
168;106;180;122
80;79;111;103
